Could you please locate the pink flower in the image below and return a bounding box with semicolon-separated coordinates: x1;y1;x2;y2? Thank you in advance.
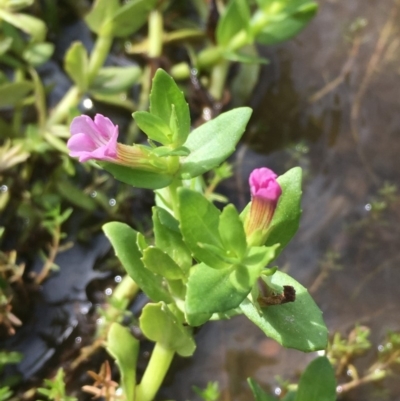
245;168;282;245
68;114;118;162
67;114;166;173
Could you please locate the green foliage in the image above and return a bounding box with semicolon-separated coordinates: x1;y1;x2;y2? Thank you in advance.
0;387;13;401
193;382;220;401
91;66;141;95
37;369;77;401
0;81;33;107
148;69;190;147
178;188;227;269
296;357;336;401
241;271;328;352
216;0;251;47
0;9;46;42
99;161;176;190
252;0;318;46
106;323;139;401
103;222;173;303
179;108;253;178
248;378;278;401
152;206;192;273
133;111;173;145
101;0;158;38
64;42;89;91
85;0;157;38
140;302;196;357
0;351;22;372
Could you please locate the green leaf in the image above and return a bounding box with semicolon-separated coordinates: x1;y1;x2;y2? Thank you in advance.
265;167;302;258
43;131;69;153
179;107;252;178
133;111;172;145
0;37;13;55
2;0;34;12
185;245;275;319
142;247;185;280
218;204;247;260
240;271;328;352
23;42;54;66
99;162;174;190
90;66;141;95
103;222;172;303
216;0;251;47
178;188;228;269
0;81;33;107
296;357;336;401
150;69;190;147
253;1;318;45
64;42;89;91
186;263;250;318
90;91;136;111
106;323;139;401
223;50;269;64
152;146;190;157
247;378;277;401
55;180;97;212
140;302;196;356
84;0;119;35
152;207;192;273
0;10;46;42
102;0;158;38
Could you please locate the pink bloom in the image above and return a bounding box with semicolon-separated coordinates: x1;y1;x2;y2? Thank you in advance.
68;114;118;162
245;168;282;244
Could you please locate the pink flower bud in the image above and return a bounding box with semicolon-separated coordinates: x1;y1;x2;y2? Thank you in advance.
245;168;282;245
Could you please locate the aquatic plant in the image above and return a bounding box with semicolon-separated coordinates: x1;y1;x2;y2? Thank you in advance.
69;69;330;401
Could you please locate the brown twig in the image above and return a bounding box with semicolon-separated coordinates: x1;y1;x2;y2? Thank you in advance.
350;1;399;142
309;36;362;104
34;226;61;285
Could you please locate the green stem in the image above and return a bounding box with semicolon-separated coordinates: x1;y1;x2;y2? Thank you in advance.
209;59;229;100
47;86;81;126
148;9;163;58
127;9;163;145
29;68;47;129
112;275;139;301
135;342;175;401
167;177;182;219
88;35;113;82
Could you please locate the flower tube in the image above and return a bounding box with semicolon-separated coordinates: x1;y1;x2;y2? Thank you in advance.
245;167;282;246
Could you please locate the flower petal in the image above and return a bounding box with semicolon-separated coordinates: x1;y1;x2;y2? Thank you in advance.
67;133;97;155
94;114;117;140
70;115;102;142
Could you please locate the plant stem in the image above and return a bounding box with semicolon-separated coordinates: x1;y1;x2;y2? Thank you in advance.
148;10;163;58
209;59;229;100
47;34;113;126
127;9;163;144
47;85;81;126
167;177;182;219
112;275;139;302
29;67;47;129
135;342;175;401
88;35;113;82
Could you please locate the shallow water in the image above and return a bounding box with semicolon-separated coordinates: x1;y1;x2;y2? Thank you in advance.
161;1;400;399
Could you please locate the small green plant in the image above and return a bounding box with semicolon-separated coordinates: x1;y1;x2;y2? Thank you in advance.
37;368;77;401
